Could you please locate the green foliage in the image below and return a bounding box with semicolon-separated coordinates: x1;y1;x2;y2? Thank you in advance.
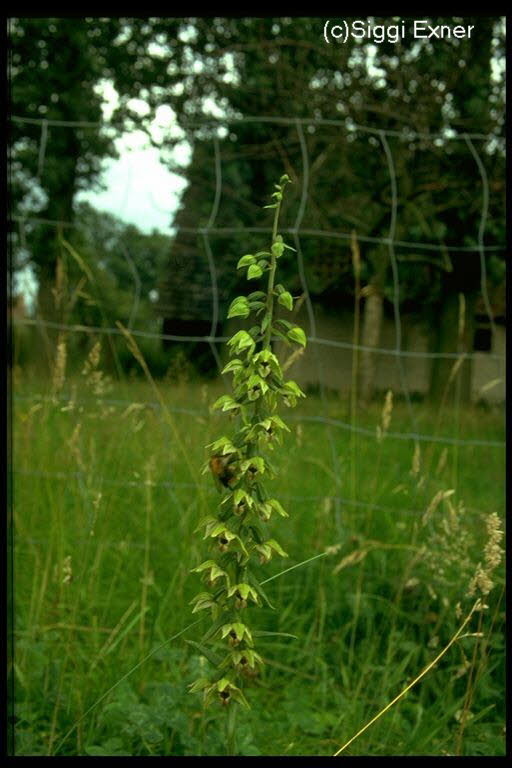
189;176;306;712
10;363;505;756
9;18;123;291
9;17;505;342
103;17;504;311
9;18;179;317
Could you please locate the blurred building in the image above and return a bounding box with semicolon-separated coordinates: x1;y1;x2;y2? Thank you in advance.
281;301;505;405
225;284;506;405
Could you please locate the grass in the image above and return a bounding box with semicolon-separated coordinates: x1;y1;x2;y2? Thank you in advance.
9;358;505;756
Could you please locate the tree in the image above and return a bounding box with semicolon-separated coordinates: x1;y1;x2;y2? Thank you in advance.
24;201;174;375
105;17;504;392
369;16;505;403
9;18;123;321
11;18;504;396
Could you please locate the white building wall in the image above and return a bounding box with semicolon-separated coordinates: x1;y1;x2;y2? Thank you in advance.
225;302;505;404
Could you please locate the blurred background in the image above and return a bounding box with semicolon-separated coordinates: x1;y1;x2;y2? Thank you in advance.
9;16;506;401
8;17;506;758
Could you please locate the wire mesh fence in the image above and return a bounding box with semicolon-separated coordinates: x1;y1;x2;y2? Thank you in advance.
10;113;506;535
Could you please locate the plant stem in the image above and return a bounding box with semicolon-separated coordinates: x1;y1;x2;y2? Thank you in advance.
263;199;282;350
226;701;238;756
349;232;361;503
347;233;361;672
333;600;479;756
454;608;484;755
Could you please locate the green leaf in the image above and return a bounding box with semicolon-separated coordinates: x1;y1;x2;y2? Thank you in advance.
258;503;273;522
220;622;252;643
237;254;255;268
236;584;254;601
210;564;229;581
233;489;255;509
212;395;239;412
252;630;298;639
247;264;263;280
220;625;232;639
209;524;236;541
255;543;272;561
221;359;243;375
271;327;290;344
188;677;210;693
230;687;251;709
228;330;255;357
249;578;276;610
261;313;271;334
192;560;230;586
278;291;293;310
268;499;289;517
228;330;252;349
266;538;289;557
217;677;232;692
241;456;266;475
190;591;214;605
248;523;264;543
194;514;217;534
207;436;238;454
247;373;263;390
276;318;294;330
282;380;306;397
244;649;264;667
234;622;253;644
190;592;217;614
192;559;217;573
227;297;250;319
287;327;307;347
270;415;290;432
201;612;232;643
271;241;285;258
85;740;127;757
185;640;222;667
227;583;259;603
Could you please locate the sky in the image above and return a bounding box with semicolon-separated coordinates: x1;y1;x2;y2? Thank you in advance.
14;29;505;307
15;86;192;307
77;132;186;235
77;85;191;235
30;27;506;242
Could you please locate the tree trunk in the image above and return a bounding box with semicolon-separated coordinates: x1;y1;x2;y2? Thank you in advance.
358;255;388;406
34;137;79;323
34;262;61;374
429;290;476;405
358;287;384;405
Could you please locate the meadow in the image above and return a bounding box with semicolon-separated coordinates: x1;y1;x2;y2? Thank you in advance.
10;346;505;756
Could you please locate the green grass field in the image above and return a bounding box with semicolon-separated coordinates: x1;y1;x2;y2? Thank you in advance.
10;360;505;756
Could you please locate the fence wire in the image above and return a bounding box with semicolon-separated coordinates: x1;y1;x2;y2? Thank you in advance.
13;393;505;449
10;114;505;527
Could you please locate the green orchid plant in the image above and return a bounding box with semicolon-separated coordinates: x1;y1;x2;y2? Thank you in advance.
189;175;307;718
